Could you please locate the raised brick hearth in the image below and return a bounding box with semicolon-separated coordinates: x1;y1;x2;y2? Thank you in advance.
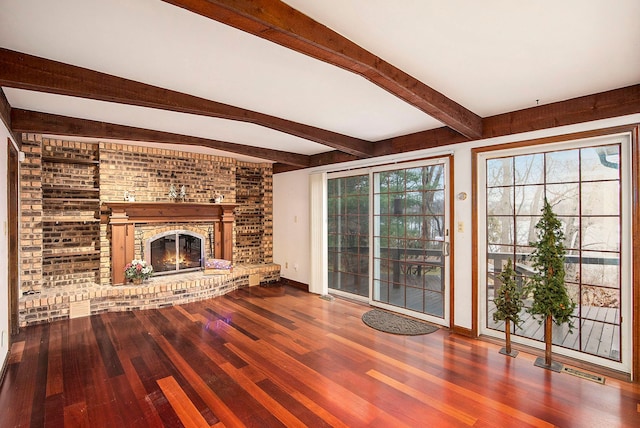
18;134;279;326
19;264;281;326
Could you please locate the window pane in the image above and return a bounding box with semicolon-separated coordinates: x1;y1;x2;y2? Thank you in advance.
487;216;514;245
582;251;620;288
515;185;544;215
487;157;513;187
546;183;579;216
515;216;539;246
582;216;619;252
581;145;620;181
487;187;513;215
546;149;579;183
514;153;544;185
581;181;619;216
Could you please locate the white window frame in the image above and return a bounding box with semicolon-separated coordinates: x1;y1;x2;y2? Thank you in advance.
477;133;633;373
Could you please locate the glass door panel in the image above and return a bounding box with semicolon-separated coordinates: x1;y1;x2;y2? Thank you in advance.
328;173;369;298
372;159;450;324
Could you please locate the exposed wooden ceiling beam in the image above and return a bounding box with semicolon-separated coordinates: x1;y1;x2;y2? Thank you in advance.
482;84;640;138
0;47;373;158
276;85;640;173
162;0;482;139
10;109;311;167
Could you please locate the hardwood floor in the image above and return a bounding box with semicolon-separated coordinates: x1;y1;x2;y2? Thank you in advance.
1;284;639;427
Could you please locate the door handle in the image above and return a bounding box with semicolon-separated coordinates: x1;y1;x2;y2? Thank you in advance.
443;241;450;257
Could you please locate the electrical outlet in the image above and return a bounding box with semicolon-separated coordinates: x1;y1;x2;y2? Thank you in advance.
285;262;289;269
457;221;464;233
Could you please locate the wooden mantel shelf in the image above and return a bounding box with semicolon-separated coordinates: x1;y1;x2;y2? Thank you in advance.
104;202;238;223
104;202;238;285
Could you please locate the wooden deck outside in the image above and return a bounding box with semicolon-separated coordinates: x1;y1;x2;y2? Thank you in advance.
488;301;620;361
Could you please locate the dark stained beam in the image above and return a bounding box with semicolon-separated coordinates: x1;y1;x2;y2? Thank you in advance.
483;84;640;138
161;0;482;139
373;127;467;157
0;47;373;158
10;109;311;167
275;85;640;173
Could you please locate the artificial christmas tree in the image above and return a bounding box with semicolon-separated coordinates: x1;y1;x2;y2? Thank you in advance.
493;258;524;357
527;199;576;371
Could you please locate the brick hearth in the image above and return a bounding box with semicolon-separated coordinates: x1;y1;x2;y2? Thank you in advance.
19;264;281;326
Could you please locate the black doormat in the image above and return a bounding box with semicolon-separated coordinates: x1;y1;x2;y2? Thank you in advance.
361;309;438;335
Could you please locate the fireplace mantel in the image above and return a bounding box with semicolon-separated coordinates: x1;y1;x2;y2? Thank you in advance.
105;202;238;285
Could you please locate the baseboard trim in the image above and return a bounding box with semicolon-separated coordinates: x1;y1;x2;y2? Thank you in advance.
279;277;309;292
452;325;475;337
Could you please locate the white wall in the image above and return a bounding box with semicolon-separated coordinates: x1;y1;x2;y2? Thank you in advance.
0;122;13;370
273;114;640;330
273;168;311;284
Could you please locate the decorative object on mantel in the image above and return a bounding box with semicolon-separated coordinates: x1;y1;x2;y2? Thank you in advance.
124;259;154;284
169;184;187;202
204;258;233;275
123;190;136;202
209;192;224;204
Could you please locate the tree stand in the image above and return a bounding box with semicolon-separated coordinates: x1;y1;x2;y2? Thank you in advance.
533;315;563;372
498;319;519;358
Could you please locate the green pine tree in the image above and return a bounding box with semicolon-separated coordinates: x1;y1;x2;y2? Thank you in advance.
493;258;524;325
493;258;524;356
527;199;576;367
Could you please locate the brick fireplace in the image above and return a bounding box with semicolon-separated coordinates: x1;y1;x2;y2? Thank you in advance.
18;135;280;326
105;202;238;284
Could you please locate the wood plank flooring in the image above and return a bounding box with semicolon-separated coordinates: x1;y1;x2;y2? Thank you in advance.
1;284;639;427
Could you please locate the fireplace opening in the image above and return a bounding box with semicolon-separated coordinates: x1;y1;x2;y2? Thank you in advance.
147;230;205;276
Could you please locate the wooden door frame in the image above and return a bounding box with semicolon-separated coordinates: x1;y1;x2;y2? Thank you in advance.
7;138;18;336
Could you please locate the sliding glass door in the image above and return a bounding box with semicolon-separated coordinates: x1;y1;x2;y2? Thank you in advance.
371;160;450;324
327;159;451;324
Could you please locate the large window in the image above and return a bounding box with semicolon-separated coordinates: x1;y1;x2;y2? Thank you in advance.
479;134;631;370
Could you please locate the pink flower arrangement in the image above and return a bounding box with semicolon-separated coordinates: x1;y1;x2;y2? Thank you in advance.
124;260;153;281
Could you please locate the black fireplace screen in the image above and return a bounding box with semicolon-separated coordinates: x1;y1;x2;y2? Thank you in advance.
150;232;203;275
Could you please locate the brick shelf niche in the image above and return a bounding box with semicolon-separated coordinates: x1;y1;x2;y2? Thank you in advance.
105;202;238;285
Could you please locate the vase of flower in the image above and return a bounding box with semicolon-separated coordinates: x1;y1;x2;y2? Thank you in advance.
124;260;154;285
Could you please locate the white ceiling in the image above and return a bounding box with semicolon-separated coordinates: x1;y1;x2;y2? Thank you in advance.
1;0;639;163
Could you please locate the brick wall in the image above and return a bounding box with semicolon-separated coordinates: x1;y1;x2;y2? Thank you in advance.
99;142;236;203
20;137;275;291
235;162;273;264
19;134;43;293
